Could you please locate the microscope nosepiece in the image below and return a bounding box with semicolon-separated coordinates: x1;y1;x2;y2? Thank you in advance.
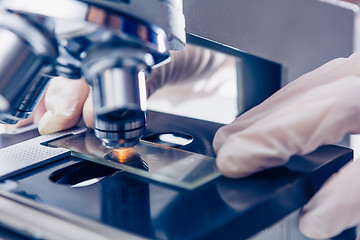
0;0;180;143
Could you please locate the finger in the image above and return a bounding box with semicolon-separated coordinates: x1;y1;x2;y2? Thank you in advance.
299;159;360;239
216;76;360;178
82;90;94;128
213;52;360;152
38;77;89;135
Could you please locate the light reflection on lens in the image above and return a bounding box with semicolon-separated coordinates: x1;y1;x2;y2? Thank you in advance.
113;148;135;163
105;148;148;171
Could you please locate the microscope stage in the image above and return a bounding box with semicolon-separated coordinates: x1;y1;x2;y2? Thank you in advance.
0;111;354;239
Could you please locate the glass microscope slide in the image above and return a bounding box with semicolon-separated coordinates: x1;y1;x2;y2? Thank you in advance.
47;130;221;190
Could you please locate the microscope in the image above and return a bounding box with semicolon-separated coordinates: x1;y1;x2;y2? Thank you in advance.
0;0;185;149
0;0;358;239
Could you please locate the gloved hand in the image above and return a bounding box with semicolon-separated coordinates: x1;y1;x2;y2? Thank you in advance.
213;51;360;238
34;45;228;134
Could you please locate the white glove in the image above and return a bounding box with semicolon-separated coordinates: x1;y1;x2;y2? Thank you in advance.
35;76;90;134
213;51;360;238
146;44;227;96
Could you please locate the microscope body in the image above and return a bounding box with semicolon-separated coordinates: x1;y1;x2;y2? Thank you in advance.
0;0;185;148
